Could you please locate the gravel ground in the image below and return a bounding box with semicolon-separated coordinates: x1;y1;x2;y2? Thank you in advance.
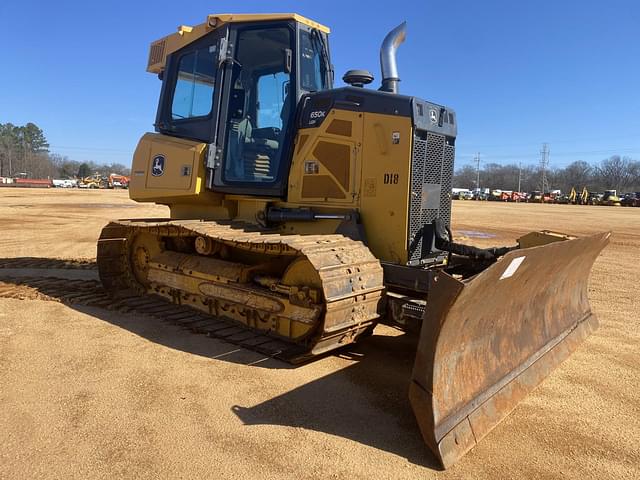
0;189;638;479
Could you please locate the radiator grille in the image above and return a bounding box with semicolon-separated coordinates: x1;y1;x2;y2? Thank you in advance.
408;132;455;263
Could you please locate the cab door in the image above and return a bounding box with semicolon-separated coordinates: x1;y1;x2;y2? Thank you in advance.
210;22;297;197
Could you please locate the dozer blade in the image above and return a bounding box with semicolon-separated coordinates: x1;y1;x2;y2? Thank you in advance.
409;231;610;468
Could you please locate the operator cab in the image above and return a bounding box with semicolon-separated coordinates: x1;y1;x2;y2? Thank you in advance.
154;17;332;196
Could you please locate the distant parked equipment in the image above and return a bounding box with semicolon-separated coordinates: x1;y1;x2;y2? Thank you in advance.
621;192;640;207
78;175;107;189
588;192;603;205
554;193;571;204
599;190;621;207
510;191;527;202
52;179;76;188
452;188;473;200
108;174;130;189
580;187;589;205
472;188;490;200
528;190;543;203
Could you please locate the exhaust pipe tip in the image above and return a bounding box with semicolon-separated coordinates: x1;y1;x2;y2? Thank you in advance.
380;21;407;94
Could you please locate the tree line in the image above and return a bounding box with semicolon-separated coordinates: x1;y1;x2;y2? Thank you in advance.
454;156;640;193
3;121;638;192
0;122;130;179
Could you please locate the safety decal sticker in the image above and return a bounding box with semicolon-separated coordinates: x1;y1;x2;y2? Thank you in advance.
499;256;526;280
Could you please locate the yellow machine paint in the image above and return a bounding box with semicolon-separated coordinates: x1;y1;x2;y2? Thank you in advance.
146;14;329;75
101;13;609;469
288;111;414;263
131;109;415;263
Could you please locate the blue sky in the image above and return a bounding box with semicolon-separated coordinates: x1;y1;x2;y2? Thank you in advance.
1;0;638;169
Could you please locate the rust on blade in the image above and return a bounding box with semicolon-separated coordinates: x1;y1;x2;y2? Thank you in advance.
409;231;610;468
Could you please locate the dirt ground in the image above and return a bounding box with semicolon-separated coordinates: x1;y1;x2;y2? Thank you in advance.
0;189;638;479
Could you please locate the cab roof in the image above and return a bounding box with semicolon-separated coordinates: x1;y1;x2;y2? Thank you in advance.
147;13;330;74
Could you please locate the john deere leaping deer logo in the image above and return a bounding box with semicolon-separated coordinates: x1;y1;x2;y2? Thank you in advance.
151;154;165;176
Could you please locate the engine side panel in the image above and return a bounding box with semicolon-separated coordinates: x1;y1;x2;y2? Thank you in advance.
358;113;413;264
287;109;363;206
286;106;413;263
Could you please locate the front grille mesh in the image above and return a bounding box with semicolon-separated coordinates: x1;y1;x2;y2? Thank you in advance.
440;144;455;221
408;132;455;263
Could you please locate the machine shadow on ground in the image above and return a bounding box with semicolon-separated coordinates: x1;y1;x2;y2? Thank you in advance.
0;257;98;270
83;299;440;467
232;333;443;470
94;298;441;469
0;261;441;469
0;259;290;370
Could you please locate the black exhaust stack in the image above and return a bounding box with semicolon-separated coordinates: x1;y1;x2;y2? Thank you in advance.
380;22;407;94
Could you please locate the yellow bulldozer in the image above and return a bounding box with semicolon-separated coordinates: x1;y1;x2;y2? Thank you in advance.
78;174;107;189
599;189;622;206
97;14;609;468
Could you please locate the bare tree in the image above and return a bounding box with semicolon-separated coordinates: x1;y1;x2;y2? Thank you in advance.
454;156;640;194
625;160;640;191
594;156;634;191
452;165;477;188
556;160;592;192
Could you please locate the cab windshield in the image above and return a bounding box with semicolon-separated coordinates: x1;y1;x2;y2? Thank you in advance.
299;29;330;94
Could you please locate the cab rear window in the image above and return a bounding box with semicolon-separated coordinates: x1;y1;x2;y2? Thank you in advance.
171;47;216;120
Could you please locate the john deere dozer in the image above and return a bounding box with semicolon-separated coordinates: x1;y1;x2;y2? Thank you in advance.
97;14;608;467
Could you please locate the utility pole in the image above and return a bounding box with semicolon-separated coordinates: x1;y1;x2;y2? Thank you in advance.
540;143;549;193
22;137;27;179
517;161;522;193
474;152;481;192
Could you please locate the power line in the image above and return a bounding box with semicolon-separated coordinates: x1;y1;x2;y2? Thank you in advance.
474;152;481;190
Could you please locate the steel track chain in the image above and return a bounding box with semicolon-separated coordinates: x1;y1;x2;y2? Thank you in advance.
96;220;385;357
